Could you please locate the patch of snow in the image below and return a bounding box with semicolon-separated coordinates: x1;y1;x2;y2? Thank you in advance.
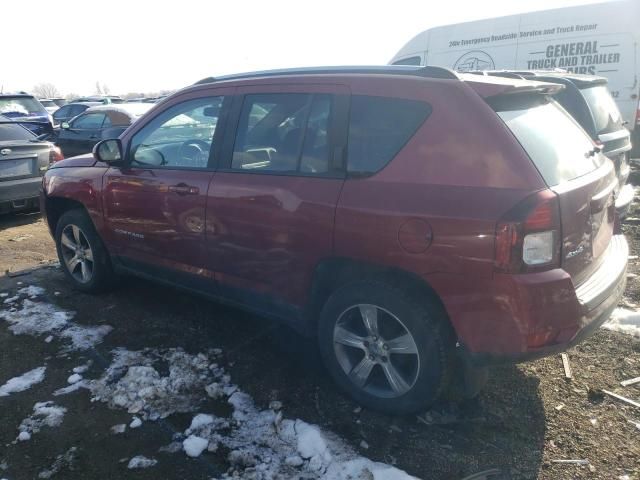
92;347;416;479
18;431;31;441
111;424;126;434
0;292;8;297
3;296;19;304
0;366;46;397
18;286;45;298
60;324;113;351
189;413;214;430
183;435;208;457
127;456;157;469
0;298;111;351
184;386;417;479
129;417;142;429
44;336;53;343
603;308;640;337
72;364;90;374
67;374;82;384
53;380;88;396
90;348;218;420
37;447;77;479
18;402;67;439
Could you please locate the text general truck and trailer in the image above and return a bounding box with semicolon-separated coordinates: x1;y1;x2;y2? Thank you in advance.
390;0;639;136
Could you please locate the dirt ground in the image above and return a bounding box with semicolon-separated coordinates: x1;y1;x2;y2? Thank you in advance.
1;176;640;480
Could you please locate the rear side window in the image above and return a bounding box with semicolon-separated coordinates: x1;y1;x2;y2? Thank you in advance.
72;113;106;129
232;93;333;175
496;98;605;186
581;85;622;134
347;96;431;175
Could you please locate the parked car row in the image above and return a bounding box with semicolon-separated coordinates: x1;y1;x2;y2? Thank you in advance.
41;65;629;413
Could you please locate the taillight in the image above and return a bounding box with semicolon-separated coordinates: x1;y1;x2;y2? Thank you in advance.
494;190;561;273
49;146;64;163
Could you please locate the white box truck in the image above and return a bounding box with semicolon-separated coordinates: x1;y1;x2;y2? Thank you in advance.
390;0;639;134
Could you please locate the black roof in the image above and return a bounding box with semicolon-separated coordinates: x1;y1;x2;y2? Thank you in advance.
471;70;608;88
194;65;459;85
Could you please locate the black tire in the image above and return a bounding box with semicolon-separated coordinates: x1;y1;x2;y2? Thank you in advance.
318;280;455;414
55;209;114;293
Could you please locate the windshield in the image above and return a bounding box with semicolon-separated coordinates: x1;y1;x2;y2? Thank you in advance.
0;97;47;117
0;121;36;141
581;85;622;134
497;98;604;186
39;100;56;108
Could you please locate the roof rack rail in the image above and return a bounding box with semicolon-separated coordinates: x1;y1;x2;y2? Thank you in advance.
193;65;459;85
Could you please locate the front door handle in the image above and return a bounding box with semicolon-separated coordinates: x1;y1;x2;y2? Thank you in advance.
168;183;199;195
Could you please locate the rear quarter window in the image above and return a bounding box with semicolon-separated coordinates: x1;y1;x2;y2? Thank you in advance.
496;97;604;186
580;85;622;134
347;96;431;175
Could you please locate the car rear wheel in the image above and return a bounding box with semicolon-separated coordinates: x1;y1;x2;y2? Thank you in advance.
318;280;454;414
55;209;114;292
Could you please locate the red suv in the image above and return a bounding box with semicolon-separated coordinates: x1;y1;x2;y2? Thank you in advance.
41;66;628;414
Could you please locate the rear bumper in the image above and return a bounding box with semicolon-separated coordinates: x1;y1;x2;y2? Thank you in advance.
0;176;42;213
442;235;628;365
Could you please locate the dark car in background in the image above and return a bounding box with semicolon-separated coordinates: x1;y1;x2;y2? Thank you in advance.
0;94;53;137
55;103;151;157
52;102;102;126
472;71;634;216
0;115;62;214
38;99;59;115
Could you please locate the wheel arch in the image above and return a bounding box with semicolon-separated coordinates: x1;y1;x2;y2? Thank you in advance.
307;257;455;338
44;196;90;235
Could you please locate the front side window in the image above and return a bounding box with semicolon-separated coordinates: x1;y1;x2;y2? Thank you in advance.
72;113;106;129
232;93;332;175
130;96;222;169
347;95;431;175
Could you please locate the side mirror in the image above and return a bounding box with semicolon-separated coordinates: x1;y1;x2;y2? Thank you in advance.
93;139;123;164
61;122;70;129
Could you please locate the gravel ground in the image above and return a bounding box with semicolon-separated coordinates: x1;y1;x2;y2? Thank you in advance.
0;174;639;479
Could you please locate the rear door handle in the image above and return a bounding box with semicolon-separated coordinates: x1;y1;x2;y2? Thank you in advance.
168;183;199;195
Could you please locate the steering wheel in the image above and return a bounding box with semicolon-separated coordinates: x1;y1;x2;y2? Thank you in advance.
177;139;211;167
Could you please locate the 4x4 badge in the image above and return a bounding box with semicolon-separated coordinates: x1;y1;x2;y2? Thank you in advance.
0;148;11;155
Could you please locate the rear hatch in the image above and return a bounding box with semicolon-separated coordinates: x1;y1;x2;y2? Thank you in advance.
579;83;632;185
489;91;616;285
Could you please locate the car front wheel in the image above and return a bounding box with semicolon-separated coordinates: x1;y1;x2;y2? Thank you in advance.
318;280;454;414
55;209;114;292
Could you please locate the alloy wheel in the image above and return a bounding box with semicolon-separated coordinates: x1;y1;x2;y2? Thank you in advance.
333;304;420;399
60;224;94;283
